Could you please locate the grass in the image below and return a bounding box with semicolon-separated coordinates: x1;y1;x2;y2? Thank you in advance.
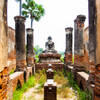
35;55;39;63
13;70;91;100
34;69;46;94
54;71;67;85
13;76;36;100
57;85;72;98
9;70;15;75
66;71;92;100
60;55;64;63
54;71;76;99
72;54;74;63
35;69;46;88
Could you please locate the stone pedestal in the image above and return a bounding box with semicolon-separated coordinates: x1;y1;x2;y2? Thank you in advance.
36;36;64;71
26;28;34;67
44;82;57;100
65;27;73;65
36;53;64;71
74;15;86;67
14;16;26;71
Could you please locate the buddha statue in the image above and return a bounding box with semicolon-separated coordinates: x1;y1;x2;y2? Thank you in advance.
43;36;57;53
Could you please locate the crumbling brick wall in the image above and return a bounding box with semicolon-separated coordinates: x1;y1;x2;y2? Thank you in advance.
0;0;8;72
89;0;100;99
94;0;100;99
7;27;16;73
0;67;9;100
0;0;8;100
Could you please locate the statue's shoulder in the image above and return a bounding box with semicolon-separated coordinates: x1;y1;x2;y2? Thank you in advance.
52;42;54;45
45;42;48;45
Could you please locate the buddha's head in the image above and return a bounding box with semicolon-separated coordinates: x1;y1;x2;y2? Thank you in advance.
48;36;52;42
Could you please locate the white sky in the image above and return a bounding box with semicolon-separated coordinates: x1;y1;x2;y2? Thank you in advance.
8;0;88;51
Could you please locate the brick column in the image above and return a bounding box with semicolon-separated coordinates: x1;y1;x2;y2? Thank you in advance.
74;15;86;67
26;28;34;67
65;27;73;65
14;16;26;71
88;0;96;85
73;15;86;79
89;0;100;99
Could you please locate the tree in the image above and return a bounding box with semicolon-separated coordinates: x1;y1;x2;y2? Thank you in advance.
15;0;22;16
22;0;45;28
34;45;43;55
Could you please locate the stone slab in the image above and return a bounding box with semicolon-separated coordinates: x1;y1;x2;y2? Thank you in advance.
10;71;24;91
77;72;89;90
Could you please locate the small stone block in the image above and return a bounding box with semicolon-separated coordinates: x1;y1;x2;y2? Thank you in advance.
47;68;54;79
44;82;57;100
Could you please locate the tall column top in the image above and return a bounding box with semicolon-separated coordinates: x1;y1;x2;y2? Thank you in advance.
26;28;34;32
26;28;34;34
65;27;73;34
74;19;77;23
14;16;26;22
76;15;86;23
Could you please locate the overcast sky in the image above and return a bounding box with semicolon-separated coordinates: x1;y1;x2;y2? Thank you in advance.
8;0;88;51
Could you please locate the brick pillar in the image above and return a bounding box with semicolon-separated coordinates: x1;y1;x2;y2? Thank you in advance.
14;16;26;71
26;28;34;67
74;15;86;67
88;0;96;85
73;15;86;80
65;27;73;65
89;0;100;99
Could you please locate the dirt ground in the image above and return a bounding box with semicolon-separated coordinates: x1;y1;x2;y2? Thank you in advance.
21;84;77;100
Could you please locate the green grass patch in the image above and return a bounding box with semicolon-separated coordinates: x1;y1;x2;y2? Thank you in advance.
9;70;15;75
60;55;64;63
66;71;92;100
72;54;74;64
13;76;36;100
35;55;39;63
35;69;46;88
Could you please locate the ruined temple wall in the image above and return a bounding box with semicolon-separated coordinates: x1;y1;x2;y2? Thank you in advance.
0;1;8;99
94;0;100;99
95;0;100;65
0;0;8;72
83;27;90;71
7;27;16;73
88;0;100;99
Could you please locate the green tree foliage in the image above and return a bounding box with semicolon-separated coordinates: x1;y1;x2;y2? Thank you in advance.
34;45;43;63
22;0;45;28
15;0;22;16
34;45;43;55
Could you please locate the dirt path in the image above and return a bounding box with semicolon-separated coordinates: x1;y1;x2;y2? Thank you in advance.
21;84;77;100
21;84;43;100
